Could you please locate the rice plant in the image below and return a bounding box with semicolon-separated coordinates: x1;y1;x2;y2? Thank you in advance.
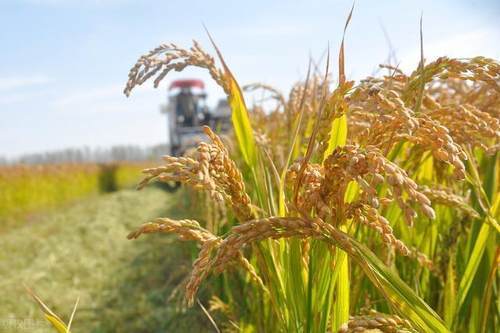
124;18;499;333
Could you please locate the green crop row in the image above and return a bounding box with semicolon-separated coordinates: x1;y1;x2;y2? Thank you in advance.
0;163;149;228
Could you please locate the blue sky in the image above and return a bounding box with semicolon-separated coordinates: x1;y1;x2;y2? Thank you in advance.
1;0;499;158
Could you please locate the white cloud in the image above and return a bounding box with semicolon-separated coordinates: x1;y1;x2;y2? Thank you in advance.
399;28;500;72
425;29;499;58
0;90;51;105
0;75;52;91
52;84;124;109
51;83;163;114
233;22;312;39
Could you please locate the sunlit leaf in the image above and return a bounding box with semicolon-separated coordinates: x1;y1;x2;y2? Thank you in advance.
443;254;457;326
206;30;257;168
329;235;450;333
26;286;71;333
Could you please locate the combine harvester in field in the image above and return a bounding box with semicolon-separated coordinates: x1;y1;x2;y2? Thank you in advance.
162;79;231;156
160;79;231;190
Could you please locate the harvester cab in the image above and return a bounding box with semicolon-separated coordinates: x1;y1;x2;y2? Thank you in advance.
163;79;231;157
164;79;209;157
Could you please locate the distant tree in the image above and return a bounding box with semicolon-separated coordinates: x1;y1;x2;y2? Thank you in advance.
1;144;169;165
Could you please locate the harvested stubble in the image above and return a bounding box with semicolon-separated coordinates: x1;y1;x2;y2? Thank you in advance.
125;36;499;333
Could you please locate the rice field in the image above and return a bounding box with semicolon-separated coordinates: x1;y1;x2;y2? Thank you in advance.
0;163;150;230
119;26;499;333
16;11;499;333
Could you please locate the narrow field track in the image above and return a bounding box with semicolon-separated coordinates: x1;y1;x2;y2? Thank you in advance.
0;188;209;332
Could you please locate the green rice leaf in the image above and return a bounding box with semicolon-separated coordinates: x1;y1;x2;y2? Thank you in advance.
331;249;349;332
26;287;71;333
325;114;347;158
339;237;450;333
45;315;70;333
443;254;457;326
226;75;257;167
456;222;490;310
456;198;498;312
327;11;352;323
321;81;353;162
206;30;257;168
479;248;499;333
